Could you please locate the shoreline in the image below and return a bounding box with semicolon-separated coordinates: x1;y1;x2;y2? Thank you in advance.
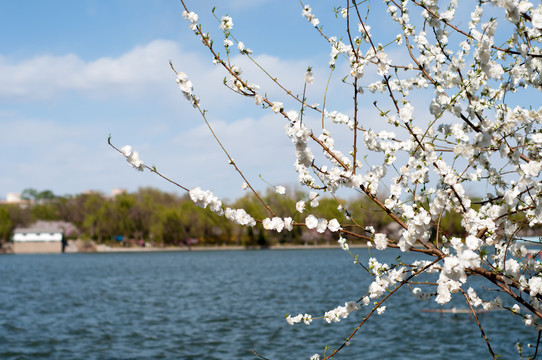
94;243;368;253
2;240;369;255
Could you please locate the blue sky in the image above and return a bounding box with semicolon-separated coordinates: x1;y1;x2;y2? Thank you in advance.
1;0;346;202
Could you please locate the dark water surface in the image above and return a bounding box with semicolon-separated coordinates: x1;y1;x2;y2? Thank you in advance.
0;248;534;359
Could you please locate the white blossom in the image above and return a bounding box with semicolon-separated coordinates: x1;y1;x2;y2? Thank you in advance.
271;102;283;113
532;6;542;28
338;237;349;251
182;11;199;25
219;16;233;31
286;314;303;325
304;68;315;84
316;218;328;233
224;39;233;48
302;5;320;27
529;277;542;297
284;217;294;231
305;215;318;229
309;191;319;208
324;301;360;323
119;145;144;171
176;71;195;102
254;94;264;106
328;219;341;232
263;217;286;232
399;103;414;122
120;145;132;157
237;41;252;54
374;233;388;250
468;288;483;307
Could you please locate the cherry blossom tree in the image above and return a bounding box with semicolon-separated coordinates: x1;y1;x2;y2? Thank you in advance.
111;0;542;358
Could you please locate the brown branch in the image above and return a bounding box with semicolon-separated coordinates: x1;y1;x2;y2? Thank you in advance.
460;288;497;359
531;330;542;360
250;349;271;360
470;268;542;319
322;257;441;360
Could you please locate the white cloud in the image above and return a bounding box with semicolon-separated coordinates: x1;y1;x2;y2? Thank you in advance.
0;38;329;113
0;116;102;193
160;113;296;198
0;109;300;201
0;38;364;200
0;40;190;101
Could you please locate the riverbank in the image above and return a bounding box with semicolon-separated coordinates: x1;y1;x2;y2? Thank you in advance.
94;242;367;253
1;239;367;254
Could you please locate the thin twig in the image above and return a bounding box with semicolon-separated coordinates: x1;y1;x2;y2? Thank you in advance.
460;288;497;359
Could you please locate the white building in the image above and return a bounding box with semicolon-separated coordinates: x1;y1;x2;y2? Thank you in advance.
0;192;32;207
12;221;76;253
12;229;63;242
6;192;22;203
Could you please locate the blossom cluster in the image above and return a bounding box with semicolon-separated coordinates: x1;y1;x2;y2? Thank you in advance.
120;145;144;171
324;301;361;323
189;187;256;226
285;301;360;326
338;237;349;251
181;10;198;31
301;5;319;27
175;72;199;108
285;119;317;187
304;67;314;84
285;313;312;326
189;187;223;215
219;16;233;31
367;258;406;299
262;217;293;232
176;72;193;100
304;215;341;233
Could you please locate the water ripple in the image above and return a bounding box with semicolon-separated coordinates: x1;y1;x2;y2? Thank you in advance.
0;249;534;359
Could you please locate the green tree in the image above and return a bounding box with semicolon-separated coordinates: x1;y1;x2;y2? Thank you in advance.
81;193;108;242
0;206;13;243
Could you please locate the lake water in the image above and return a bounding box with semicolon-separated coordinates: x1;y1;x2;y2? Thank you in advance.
0;248;535;359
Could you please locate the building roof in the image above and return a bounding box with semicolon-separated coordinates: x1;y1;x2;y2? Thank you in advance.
13;221;78;235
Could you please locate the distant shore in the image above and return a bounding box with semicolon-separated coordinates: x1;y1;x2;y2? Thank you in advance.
95;243;368;253
1;240;368;255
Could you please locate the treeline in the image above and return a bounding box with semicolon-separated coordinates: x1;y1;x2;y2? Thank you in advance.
0;187;465;247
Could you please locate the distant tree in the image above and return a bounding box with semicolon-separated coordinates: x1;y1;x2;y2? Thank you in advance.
81;193;108;242
20;188;39;201
0;207;13;243
21;188;56;202
30;202;59;221
157;207;185;245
